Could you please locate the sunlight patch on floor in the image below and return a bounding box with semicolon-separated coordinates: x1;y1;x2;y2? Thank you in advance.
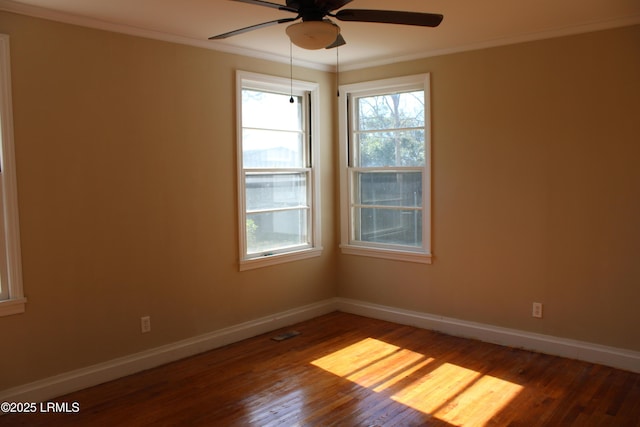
311;337;401;378
390;362;481;414
311;337;523;426
432;374;524;426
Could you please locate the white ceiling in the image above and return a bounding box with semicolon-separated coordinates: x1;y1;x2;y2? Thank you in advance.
1;0;639;70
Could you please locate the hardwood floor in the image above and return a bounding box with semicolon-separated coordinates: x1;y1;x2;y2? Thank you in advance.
3;312;639;426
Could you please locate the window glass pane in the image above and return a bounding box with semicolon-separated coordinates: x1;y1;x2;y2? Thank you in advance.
354;171;422;207
242;90;302;131
246;209;308;254
354;207;422;247
357;91;424;131
243;129;304;168
354;208;422;247
357;130;425;167
246;173;308;211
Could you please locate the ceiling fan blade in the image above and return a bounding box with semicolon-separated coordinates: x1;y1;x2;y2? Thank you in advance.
335;9;443;27
325;33;346;49
232;0;298;13
209;17;299;40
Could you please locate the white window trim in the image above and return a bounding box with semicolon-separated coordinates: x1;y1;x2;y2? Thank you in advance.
0;34;26;316
338;73;432;264
236;71;322;271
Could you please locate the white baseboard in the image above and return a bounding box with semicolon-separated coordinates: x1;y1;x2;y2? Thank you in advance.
334;298;640;374
2;297;638;404
0;299;336;403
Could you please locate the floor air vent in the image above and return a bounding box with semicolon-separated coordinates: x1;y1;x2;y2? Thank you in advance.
271;330;301;341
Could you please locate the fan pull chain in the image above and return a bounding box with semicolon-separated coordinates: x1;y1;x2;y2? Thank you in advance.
336;46;340;97
289;41;294;103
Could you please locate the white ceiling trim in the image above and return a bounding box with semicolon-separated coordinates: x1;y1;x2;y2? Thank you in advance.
0;0;331;71
1;0;638;73
344;14;640;71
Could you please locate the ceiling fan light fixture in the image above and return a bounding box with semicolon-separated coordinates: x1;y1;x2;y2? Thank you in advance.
286;21;339;50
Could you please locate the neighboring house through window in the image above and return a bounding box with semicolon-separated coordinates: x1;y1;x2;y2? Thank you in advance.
0;34;25;316
339;74;432;263
236;71;322;270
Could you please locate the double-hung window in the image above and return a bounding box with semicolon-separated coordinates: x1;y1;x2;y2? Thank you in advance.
237;71;321;270
339;74;432;263
0;34;25;316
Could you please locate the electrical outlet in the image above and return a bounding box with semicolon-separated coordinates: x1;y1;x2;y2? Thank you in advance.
141;316;151;333
532;302;543;318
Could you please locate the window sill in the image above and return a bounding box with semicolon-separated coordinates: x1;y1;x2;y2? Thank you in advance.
0;297;26;317
340;244;432;264
240;247;323;271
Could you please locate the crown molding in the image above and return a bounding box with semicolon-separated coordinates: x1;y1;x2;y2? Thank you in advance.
0;0;333;71
340;15;640;71
0;0;638;73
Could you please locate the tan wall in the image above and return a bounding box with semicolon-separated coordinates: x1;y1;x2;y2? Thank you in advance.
337;25;640;352
0;12;337;389
0;8;638;392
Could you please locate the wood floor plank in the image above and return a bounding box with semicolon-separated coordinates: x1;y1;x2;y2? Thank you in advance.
2;312;639;426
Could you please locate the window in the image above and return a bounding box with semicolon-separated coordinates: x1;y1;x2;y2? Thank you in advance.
0;34;25;316
339;74;432;263
236;71;321;270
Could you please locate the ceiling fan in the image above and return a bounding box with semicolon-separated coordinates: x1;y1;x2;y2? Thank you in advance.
209;0;443;50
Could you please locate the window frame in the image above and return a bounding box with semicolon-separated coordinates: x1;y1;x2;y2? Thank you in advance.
339;73;432;264
0;34;26;316
236;71;322;271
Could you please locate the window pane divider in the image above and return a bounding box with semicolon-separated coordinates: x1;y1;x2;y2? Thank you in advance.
243;126;304;133
349;167;423;172
351;204;422;211
245;168;311;173
247;206;310;214
354;126;424;134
